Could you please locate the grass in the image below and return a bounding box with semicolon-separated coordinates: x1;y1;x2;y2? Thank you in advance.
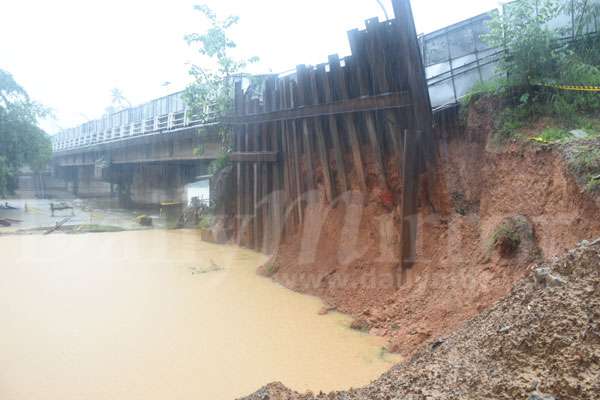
492;107;529;145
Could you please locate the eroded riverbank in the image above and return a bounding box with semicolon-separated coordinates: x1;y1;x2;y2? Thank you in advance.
0;230;399;400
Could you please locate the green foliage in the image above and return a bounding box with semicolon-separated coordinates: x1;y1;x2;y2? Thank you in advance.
0;69;52;197
198;214;215;229
183;4;258;123
184;4;258;173
485;0;561;87
481;0;600;134
533;127;572;143
463;78;509;103
492;106;529;144
208;151;230;175
492;223;521;251
489;216;534;257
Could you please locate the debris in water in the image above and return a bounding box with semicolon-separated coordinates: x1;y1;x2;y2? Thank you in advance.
50;202;74;217
136;215;153;227
0;218;21;227
189;259;224;275
44;217;72;235
0;202;18;210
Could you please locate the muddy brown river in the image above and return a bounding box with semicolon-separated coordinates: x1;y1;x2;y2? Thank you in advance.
0;230;398;400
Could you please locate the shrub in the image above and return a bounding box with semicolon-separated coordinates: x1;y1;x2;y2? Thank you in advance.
475;0;600;133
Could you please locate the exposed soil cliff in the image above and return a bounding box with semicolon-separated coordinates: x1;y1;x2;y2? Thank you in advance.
264;99;600;357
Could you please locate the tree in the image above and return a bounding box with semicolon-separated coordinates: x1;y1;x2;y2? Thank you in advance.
485;0;561;88
104;88;131;115
0;69;52;196
482;0;600;120
183;4;258;159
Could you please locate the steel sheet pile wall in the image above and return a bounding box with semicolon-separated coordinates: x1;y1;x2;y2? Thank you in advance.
229;0;433;273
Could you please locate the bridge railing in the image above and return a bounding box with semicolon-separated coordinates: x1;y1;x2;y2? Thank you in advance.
52;99;219;152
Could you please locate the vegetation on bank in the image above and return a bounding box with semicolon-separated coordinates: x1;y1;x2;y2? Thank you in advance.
463;0;600;133
461;0;600;193
0;69;52;197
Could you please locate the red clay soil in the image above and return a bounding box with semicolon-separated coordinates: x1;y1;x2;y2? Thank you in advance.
263;98;600;357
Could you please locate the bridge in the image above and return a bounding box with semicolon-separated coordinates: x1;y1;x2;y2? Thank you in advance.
50;0;598;207
51;92;224;205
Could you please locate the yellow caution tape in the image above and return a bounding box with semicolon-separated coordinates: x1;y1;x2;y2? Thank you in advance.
543;84;600;92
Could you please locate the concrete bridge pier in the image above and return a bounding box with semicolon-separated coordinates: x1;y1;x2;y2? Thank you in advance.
52;126;221;207
54;161;211;208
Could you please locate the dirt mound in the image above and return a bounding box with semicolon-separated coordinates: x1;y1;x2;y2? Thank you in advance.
242;238;600;400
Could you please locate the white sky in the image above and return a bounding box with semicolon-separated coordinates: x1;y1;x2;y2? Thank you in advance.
0;0;501;134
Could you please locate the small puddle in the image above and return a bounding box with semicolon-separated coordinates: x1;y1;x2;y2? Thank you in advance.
0;230;400;400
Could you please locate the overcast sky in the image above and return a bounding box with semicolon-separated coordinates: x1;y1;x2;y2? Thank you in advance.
0;0;502;134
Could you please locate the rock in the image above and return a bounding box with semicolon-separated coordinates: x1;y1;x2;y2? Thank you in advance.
430;337;445;350
533;267;551;285
350;318;371;332
580;240;590;247
370;328;386;336
528;391;556;400
498;325;511;334
570;129;589;139
547;274;566;287
533;267;565;288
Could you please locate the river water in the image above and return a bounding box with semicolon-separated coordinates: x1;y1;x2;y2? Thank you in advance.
0;230;398;400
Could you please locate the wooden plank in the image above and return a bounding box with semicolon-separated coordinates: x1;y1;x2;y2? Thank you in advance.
230;152;278;163
311;67;334;203
347;29;372;96
290;118;303;225
336;57;367;193
296;65;316;199
249;100;259;251
289;79;304;226
348;28;389;191
364;17;399;153
234;81;243;244
271;79;283;254
225;91;410;125
243;96;253;248
365;19;410;288
325;54;349;193
399;129;418;276
261;78;275;253
278;78;291;235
